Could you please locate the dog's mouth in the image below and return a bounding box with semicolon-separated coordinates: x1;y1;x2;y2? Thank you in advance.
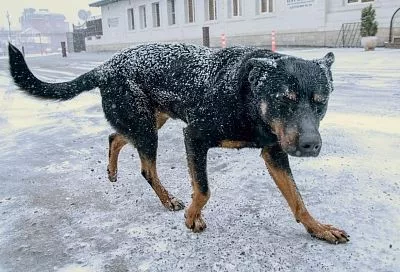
271;121;322;157
284;145;321;157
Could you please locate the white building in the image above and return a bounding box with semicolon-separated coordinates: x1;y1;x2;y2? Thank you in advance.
86;0;400;51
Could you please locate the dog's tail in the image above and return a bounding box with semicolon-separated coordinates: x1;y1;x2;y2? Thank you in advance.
8;43;99;100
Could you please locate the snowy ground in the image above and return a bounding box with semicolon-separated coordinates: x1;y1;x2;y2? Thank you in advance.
0;47;399;272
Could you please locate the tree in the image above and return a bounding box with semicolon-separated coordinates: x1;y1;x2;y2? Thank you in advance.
360;4;378;37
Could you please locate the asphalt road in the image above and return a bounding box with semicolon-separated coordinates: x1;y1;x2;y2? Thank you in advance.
0;47;399;272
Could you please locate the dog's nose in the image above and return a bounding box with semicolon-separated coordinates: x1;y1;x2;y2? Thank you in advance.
298;133;321;156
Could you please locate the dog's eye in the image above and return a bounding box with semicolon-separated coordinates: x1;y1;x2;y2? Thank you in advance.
313;94;328;104
275;92;297;103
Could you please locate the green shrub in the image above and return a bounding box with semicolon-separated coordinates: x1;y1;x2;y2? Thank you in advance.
360;4;378;37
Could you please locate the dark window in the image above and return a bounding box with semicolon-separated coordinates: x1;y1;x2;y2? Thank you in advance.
167;0;176;25
185;0;195;23
139;5;147;29
127;8;135;30
152;2;161;27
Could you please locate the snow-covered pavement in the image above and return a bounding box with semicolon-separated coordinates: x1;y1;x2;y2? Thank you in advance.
0;48;399;272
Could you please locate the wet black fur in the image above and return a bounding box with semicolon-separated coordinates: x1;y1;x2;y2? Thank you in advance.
9;43;334;196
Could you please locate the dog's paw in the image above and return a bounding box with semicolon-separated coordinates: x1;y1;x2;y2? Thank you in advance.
107;166;118;182
308;223;349;244
164;197;185;211
184;210;207;232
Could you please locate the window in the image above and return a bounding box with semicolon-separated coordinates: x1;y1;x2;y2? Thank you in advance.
260;0;273;13
227;0;242;18
127;8;135;30
139;5;147;29
167;0;176;25
152;2;161;27
232;0;242;16
205;0;217;21
347;0;374;3
185;0;196;23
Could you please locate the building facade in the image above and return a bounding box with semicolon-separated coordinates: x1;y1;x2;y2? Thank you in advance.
87;0;400;51
19;8;69;52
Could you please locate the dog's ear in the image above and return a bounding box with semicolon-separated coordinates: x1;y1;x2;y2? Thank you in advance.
313;52;335;83
314;52;335;69
322;52;335;68
245;58;277;85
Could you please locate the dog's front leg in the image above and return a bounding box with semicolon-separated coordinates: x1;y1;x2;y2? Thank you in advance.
261;145;349;244
183;128;210;232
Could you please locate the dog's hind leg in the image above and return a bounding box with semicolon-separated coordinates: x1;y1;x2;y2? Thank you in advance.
102;81;183;211
107;133;128;182
135;126;184;211
138;149;184;211
106;111;169;183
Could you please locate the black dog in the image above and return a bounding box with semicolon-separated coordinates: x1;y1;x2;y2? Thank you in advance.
8;43;348;243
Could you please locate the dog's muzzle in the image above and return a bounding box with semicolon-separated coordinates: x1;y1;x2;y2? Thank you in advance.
284;132;321;157
296;132;322;157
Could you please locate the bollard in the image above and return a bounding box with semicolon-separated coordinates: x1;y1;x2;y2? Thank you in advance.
61;41;67;57
202;27;210;47
221;33;226;48
271;30;276;52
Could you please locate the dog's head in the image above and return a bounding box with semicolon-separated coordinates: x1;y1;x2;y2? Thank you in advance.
246;52;335;157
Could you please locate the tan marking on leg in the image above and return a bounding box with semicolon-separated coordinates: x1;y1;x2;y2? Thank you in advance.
262;150;307;221
185;160;210;232
106;112;168;182
261;147;349;244
141;158;169;204
141;157;184;211
155;111;169;130
107;133;128;182
219;140;249;149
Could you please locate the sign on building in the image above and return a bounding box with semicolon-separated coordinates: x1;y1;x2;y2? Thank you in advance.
287;0;314;9
107;17;119;27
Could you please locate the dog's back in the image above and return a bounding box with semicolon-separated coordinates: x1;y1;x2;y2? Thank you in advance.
97;43;275;123
99;43;213;87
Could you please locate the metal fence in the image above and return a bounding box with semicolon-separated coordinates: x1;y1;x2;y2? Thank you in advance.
335;22;361;48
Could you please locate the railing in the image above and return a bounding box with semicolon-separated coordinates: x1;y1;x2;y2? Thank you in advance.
335;22;361;48
389;7;400;43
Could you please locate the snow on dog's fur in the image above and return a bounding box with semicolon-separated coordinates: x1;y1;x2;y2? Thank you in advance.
8;42;348;244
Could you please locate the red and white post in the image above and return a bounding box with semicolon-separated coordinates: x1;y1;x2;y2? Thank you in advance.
221;33;226;48
271;30;276;52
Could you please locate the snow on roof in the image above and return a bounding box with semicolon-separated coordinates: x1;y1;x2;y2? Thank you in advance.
89;0;120;7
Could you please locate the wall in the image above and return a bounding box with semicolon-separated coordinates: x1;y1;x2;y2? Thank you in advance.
86;0;399;51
